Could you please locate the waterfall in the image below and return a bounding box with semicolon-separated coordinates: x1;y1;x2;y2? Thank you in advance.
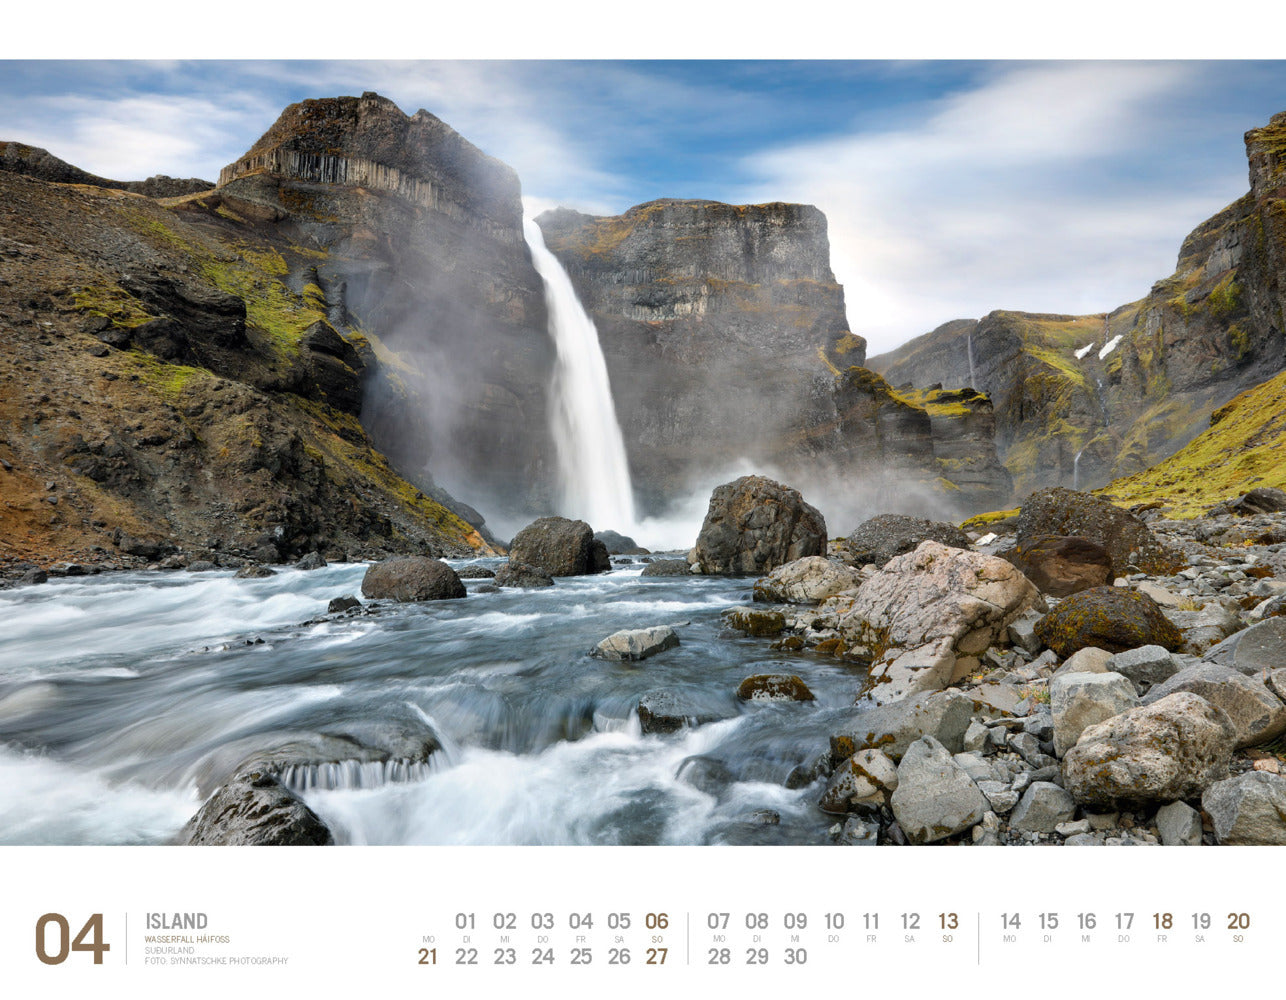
1073;447;1084;490
966;330;977;389
523;216;637;531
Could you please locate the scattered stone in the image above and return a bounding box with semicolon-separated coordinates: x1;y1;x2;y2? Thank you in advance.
179;770;333;846
736;674;815;702
830;690;978;763
455;564;496;579
840;514;970;569
235;565;276;579
1034;586;1183;657
1053;646;1114;677
753;556;861;605
187;560;218;573
1006;609;1045;654
593;626;680;662
1222;487;1286;516
1003;534;1113;597
1009;781;1077;834
508;516;609;577
493;561;555;588
17;568;47;586
1155;800;1204;846
889;736;989;844
1202;772;1286;845
724;607;786;637
1056;818;1092;837
692;475;826;575
1108;645;1180;694
1009;731;1057;769
1137;581;1183;607
819;749;899;814
327;595;361;614
295;551;327;570
1164;603;1242;654
116;533;161;558
1144;664;1286;748
640;560;690;577
360;557;466;602
837;817;879;845
1062;693;1237;809
834;541;1039;703
1050;671;1139;757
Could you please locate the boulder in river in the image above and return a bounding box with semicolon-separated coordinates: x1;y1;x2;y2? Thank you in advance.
360;557;466;602
594;530;648;555
640;559;690;577
493;561;555;588
179;770;333;846
736;674;815;702
508;516;609;576
692;475;826;576
593;626;680;661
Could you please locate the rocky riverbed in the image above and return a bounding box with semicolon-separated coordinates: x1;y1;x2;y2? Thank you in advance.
3;482;1286;847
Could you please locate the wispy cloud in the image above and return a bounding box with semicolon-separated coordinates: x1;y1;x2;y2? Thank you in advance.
736;62;1252;353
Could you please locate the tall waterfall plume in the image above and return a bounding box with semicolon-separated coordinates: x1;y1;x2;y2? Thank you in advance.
523;216;637;531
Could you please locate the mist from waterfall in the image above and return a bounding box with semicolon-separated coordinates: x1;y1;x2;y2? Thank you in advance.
523;216;637;534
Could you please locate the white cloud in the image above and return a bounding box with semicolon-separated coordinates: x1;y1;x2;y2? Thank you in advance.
735;62;1250;355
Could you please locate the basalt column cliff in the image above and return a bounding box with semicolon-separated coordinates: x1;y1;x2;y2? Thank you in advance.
216;92;558;524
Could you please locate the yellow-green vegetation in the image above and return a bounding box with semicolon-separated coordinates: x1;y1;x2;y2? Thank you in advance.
112;201;325;363
817;345;840;376
1107;397;1196;480
292;397;484;548
72;285;153;328
832;331;864;357
558;202;668;257
1207;273;1244;320
1102;368;1286;517
126;351;213;401
959;508;1019;532
897;387;983;418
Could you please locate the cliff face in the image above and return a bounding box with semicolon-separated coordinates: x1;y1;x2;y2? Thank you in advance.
872;109;1286;504
537;199;973;513
216;93;556;523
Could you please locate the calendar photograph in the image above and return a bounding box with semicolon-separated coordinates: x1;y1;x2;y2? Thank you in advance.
5;51;1286;856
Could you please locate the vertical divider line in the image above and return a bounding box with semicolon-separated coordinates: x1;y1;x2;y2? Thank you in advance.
976;912;980;966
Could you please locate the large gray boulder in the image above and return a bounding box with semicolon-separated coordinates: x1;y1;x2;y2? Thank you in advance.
508;516;610;577
1202;772;1286;844
1143;663;1286;748
1203;617;1286;676
753;556;861;605
840;514;969;569
1016;487;1180;574
890;736;989;844
833;541;1039;703
1108;645;1181;694
1061;692;1237;809
494;561;555;588
179;771;333;846
830;689;978;763
361;557;466;602
1009;781;1077;834
692;476;826;576
1050;671;1139;757
593;626;680;662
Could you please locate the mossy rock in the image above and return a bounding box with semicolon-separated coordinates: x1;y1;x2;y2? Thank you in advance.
725;607;787;637
736;674;815;702
1035;586;1183;657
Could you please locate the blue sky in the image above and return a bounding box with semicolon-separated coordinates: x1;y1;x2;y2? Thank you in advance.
2;58;1284;354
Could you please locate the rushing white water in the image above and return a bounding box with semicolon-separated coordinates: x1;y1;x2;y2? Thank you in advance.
523;216;636;532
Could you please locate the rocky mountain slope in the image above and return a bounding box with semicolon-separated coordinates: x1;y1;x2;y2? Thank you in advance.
0;141;494;570
871;110;1286;501
537;200;1010;517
